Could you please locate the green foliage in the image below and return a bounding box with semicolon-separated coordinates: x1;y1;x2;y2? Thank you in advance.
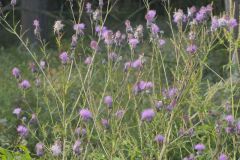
0;146;32;160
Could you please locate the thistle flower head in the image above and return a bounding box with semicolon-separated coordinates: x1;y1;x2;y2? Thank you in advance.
53;20;64;34
141;108;155;122
13;107;21;118
158;39;166;47
186;44;197;54
17;125;29;138
173;9;187;23
84;56;93;65
154;134;164;143
131;58;143;69
104;96;113;107
19;80;31;89
151;23;160;34
73;140;81;155
108;52;118;61
79;109;92;121
51;141;62;156
101;119;110;128
59;52;69;64
115;110;125;119
129;38;139;49
145;10;156;23
194;143;205;152
155;100;163;110
219;153;228;160
90;40;99;51
187;6;197;17
33;19;40;28
11;0;16;6
35;142;44;157
86;2;92;14
73;23;85;35
12;67;20;79
224;115;234;124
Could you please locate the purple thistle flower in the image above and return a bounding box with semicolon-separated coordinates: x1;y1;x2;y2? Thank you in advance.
225;126;234;134
145;10;156;23
168;88;178;98
33;19;40;27
84;56;93;65
53;20;64;34
35;142;44;157
151;23;160;34
90;40;99;51
187;6;197;17
236;121;240;135
131;58;143;69
173;9;187;23
104;96;113;107
33;19;40;35
183;154;195;160
218;17;228;27
219;154;228;160
103;30;113;45
86;2;92;14
19;80;31;89
133;81;154;94
101;119;110;128
17;125;29;138
115;110;125;119
95;25;107;38
12;67;21;79
228;18;238;28
33;19;40;28
195;12;205;22
11;0;16;6
108;52;118;61
129;38;139;49
125;20;133;33
154;134;164;143
224;115;234;124
211;16;219;31
79;109;92;121
163;87;178;99
194;143;205;152
158;39;166;47
71;34;78;48
73;139;81;155
75;127;87;136
155;100;163;111
186;44;197;54
189;31;196;40
166;99;177;111
13;107;21;118
195;5;212;22
40;60;46;70
99;0;103;8
145;81;154;90
114;30;122;45
59;52;69;64
51;141;62;156
141;108;155;122
73;23;85;35
29;62;37;73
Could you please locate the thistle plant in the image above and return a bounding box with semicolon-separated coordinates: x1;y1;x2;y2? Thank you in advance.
0;0;240;159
